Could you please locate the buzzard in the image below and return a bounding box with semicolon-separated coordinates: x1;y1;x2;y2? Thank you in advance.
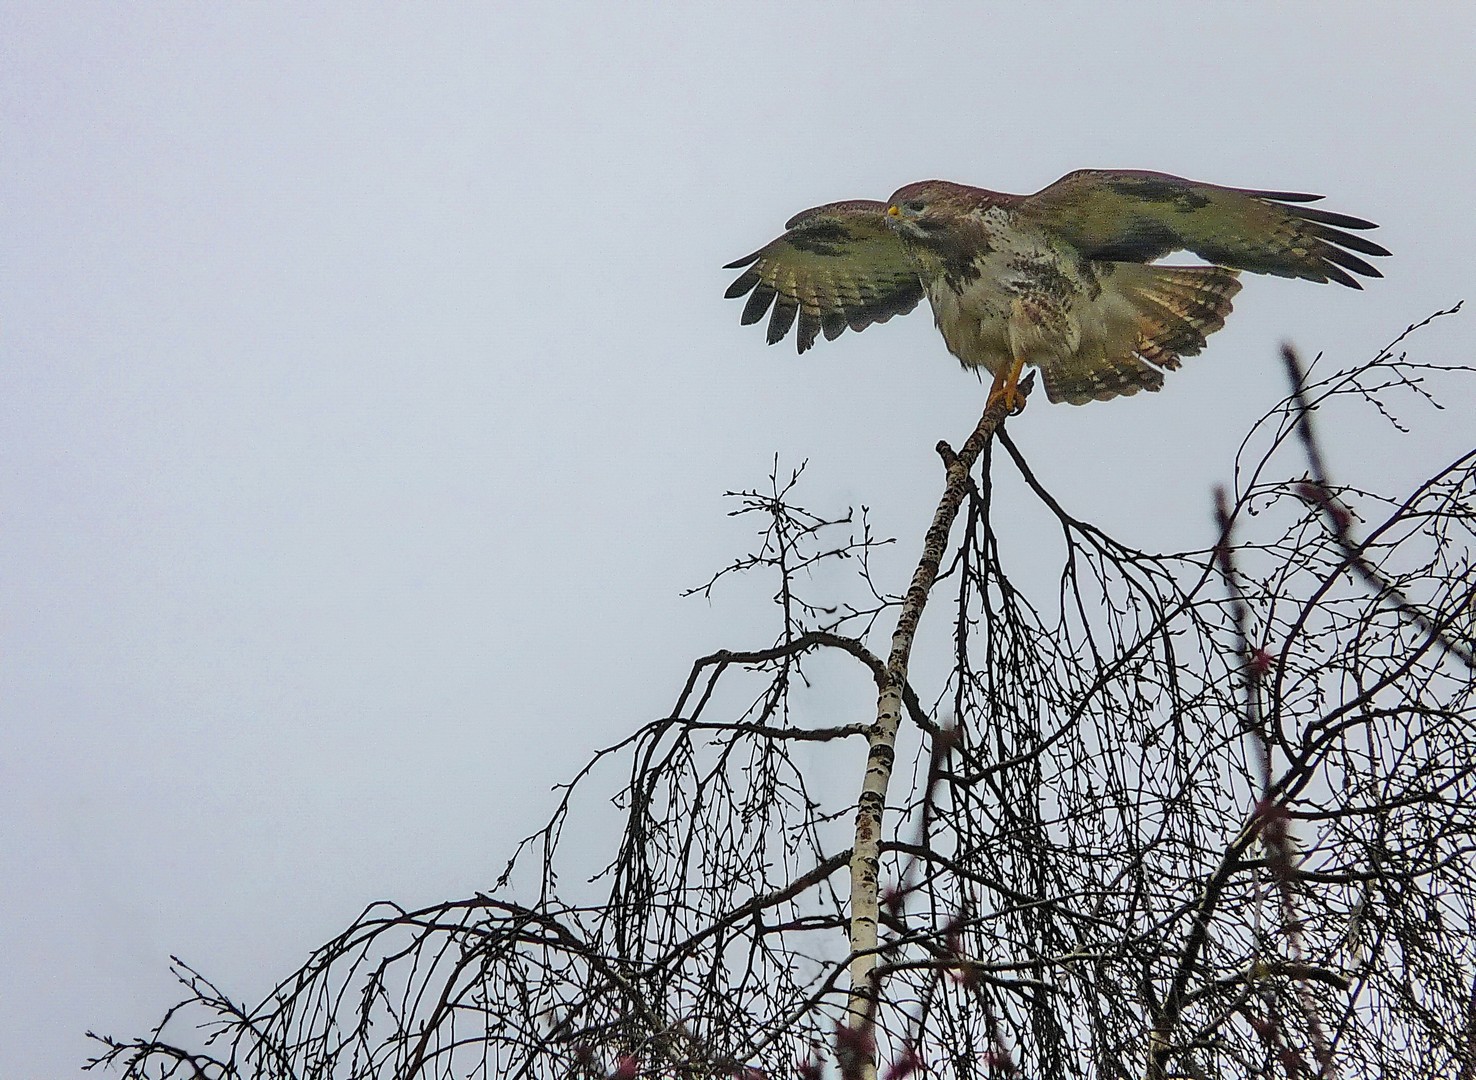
724;170;1388;408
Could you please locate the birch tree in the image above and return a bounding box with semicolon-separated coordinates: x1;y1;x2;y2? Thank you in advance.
91;308;1476;1080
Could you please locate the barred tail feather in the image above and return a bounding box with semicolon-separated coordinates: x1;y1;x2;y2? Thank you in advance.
1041;264;1242;405
1119;264;1242;369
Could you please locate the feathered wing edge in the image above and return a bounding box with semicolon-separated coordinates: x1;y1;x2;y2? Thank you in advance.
1247;190;1389;288
723;201;925;352
1022;169;1391;290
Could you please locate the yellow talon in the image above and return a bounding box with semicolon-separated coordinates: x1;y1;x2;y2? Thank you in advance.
986;355;1029;416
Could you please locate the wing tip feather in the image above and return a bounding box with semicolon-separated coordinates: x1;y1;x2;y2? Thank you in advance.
723;269;761;299
1287;204;1381;231
1247;188;1326;204
739;284;777;325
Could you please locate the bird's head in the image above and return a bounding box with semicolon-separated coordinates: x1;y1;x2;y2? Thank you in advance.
885;180;965;241
885;183;938;239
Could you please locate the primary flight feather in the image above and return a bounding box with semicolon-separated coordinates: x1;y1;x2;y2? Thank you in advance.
724;170;1388;407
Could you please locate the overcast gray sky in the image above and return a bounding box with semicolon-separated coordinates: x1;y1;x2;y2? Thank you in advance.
3;4;1473;1076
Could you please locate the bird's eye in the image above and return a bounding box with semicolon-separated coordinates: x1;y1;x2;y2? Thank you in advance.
903;200;927;213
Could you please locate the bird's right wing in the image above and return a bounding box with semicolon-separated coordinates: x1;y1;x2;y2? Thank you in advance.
724;200;924;352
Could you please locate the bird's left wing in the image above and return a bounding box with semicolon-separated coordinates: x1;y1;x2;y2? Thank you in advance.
724;200;924;352
1020;169;1389;288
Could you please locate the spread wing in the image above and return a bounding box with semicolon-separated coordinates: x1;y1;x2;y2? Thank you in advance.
724;200;924;352
1020;169;1389;288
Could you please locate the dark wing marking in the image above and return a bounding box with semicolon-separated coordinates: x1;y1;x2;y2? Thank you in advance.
1020;169;1390;289
724;200;924;352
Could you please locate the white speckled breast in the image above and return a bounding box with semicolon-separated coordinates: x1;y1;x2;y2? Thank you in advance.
922;206;1098;377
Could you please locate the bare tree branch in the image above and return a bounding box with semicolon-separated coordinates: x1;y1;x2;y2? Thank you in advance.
90;314;1476;1080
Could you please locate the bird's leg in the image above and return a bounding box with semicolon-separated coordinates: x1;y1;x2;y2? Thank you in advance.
991;297;1036;415
985;354;1028;415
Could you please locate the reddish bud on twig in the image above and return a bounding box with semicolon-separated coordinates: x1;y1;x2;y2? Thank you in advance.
884;1045;923;1080
981;1048;1018;1076
882;881;910;919
1246;1012;1277;1042
940;916;976;985
1294;480;1353;532
1255;798;1290;834
942;915;965;953
1278;1046;1310;1078
610;1055;640;1080
835;1022;876;1080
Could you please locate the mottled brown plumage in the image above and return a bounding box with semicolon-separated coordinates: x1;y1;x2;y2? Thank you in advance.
725;170;1387;406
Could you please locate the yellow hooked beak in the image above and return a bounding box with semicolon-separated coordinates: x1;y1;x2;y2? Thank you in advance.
886;204;901;218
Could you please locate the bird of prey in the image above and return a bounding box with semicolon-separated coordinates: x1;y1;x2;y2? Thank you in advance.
724;170;1388;408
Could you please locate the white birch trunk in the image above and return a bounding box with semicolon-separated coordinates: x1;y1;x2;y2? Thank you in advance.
843;391;1020;1079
